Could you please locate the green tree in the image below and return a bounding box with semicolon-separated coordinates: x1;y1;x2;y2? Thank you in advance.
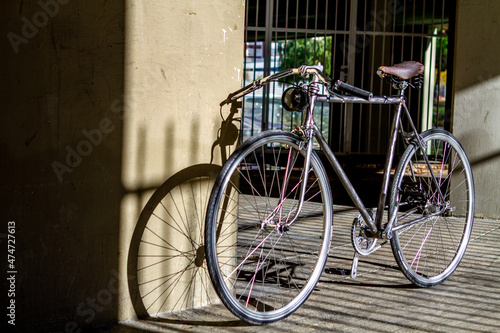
278;36;332;77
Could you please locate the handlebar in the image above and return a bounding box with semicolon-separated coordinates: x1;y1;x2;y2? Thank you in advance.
221;64;373;106
334;80;373;100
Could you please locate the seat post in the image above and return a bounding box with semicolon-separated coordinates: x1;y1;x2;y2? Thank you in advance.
374;88;406;233
393;80;409;93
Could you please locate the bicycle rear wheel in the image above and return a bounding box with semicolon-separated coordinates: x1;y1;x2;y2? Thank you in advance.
389;129;474;287
205;130;333;324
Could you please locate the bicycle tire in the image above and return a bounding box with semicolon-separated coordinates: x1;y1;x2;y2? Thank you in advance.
389;129;474;287
205;130;333;324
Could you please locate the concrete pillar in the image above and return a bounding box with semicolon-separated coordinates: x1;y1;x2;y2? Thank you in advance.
0;0;243;330
118;0;244;322
453;0;500;217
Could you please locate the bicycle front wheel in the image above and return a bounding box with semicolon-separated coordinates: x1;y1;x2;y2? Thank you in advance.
389;129;474;287
205;131;333;324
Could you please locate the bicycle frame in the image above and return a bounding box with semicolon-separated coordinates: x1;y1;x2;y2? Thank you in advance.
230;64;444;239
313;91;403;237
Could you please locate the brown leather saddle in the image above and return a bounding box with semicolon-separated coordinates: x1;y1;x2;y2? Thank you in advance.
377;61;424;80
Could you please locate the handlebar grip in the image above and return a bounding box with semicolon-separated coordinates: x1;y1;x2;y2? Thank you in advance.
334;80;373;100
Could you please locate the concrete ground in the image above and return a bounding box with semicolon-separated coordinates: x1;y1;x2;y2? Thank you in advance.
91;208;500;333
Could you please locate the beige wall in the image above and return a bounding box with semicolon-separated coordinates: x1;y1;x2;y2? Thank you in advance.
453;0;500;217
119;0;244;322
0;0;243;331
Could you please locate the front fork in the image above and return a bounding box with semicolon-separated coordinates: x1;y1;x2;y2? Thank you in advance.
284;127;315;227
277;81;321;230
259;126;314;233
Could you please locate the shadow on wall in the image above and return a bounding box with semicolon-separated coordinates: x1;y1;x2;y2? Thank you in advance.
470;150;500;168
126;101;241;323
0;1;125;331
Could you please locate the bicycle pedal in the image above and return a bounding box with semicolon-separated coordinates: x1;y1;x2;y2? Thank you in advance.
351;252;359;279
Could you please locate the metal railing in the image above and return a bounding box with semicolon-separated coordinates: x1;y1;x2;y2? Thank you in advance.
242;0;454;154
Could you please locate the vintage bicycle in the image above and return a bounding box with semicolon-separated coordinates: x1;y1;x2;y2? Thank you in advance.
204;61;474;324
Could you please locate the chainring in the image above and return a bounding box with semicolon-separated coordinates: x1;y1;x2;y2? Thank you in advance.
351;210;378;255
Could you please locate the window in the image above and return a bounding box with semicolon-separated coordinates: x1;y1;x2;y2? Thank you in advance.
242;0;454;154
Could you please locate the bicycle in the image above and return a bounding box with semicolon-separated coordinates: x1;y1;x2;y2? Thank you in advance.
204;61;475;324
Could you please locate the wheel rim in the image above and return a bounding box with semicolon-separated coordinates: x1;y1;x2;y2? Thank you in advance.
208;134;332;321
391;132;474;285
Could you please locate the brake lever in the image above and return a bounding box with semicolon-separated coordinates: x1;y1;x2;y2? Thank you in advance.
326;85;346;103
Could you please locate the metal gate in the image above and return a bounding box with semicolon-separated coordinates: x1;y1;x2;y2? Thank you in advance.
242;0;454;155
